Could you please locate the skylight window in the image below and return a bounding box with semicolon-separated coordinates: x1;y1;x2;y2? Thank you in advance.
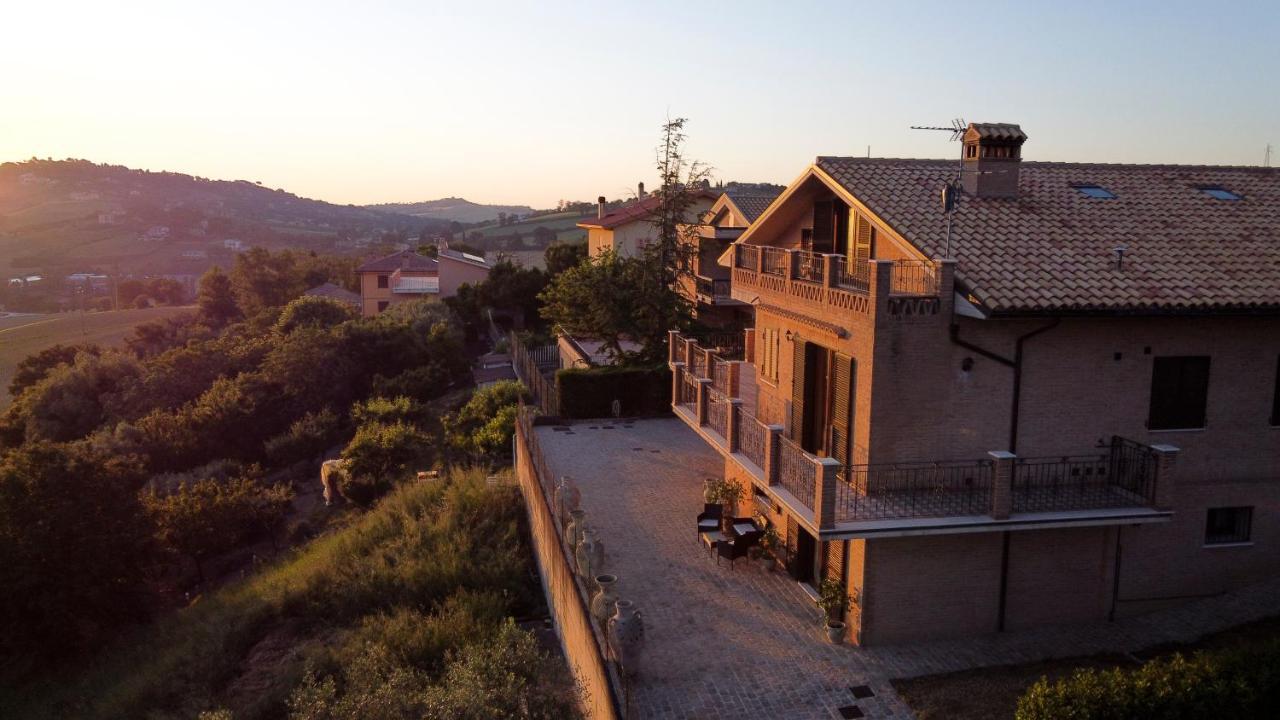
1199;186;1242;201
1074;184;1116;199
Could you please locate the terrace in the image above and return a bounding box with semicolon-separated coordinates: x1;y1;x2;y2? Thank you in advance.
669;331;1176;539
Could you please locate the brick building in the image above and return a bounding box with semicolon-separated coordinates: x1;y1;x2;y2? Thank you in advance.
356;246;491;316
674;189;778;329
670;123;1280;644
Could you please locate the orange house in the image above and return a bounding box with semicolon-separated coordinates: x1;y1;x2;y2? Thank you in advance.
357;247;492;316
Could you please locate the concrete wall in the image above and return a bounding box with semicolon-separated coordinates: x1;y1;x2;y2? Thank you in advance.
437;255;490;298
515;421;622;720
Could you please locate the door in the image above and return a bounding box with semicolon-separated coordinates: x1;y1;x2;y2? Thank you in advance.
827;353;856;466
790;341;829;455
793;526;817;584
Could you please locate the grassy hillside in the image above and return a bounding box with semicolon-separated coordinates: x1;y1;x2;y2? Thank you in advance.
7;468;575;720
0;306;192;409
367;197;535;224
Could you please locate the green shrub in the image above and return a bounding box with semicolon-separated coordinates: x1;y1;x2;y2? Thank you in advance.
265;408;342;465
555;364;672;419
1016;640;1280;719
443;381;529;463
339;422;432;506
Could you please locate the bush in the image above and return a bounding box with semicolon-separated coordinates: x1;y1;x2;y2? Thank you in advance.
1016;641;1280;719
339;421;432;506
443;381;529;463
555;364;672;419
276;295;356;334
266;408;343;465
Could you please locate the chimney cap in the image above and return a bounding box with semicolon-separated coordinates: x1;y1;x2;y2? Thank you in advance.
597;196;606;204
964;123;1028;143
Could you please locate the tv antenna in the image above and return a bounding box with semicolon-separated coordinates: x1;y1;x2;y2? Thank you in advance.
1266;143;1273;168
911;117;967;258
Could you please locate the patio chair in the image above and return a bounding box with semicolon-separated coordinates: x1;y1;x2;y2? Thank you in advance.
716;532;759;568
697;503;723;537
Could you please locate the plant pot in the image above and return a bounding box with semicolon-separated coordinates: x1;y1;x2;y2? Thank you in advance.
825;620;846;644
756;553;774;572
608;598;644;677
575;530;596;583
591;574;618;628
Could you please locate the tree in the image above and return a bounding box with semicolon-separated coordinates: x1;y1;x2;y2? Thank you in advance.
648;116;713;287
197;266;241;327
444;381;529;463
544;241;587;277
276;295;356;334
339;421;432;505
7;343;101;398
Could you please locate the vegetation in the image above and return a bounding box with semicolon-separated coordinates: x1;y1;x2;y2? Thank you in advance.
1015;641;1280;719
555;364;672;418
8;469;579;720
443;381;529;464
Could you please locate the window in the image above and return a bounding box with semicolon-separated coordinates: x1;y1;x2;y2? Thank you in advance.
1199;186;1242;201
377;301;389;313
1148;356;1210;430
1073;184;1117;199
759;328;781;383
377;274;389;289
1271;356;1280;426
1205;507;1252;545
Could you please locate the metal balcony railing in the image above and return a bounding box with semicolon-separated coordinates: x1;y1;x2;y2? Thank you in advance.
761;247;787;276
890;260;939;296
835;460;994;522
791;250;824;283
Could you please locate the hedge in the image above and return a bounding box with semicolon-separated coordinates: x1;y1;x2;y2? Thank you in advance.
1015;640;1280;719
555;365;672;419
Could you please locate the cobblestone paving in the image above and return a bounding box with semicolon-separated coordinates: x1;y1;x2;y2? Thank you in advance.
536;418;1280;719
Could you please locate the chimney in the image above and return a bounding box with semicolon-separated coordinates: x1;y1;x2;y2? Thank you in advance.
961;123;1027;198
597;196;607;219
637;182;645;199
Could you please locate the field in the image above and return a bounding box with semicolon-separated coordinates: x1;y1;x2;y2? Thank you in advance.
0;306;192;408
466;210;589;244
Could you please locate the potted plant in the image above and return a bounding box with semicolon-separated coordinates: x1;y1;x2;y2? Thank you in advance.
756;526;779;572
705;478;743;530
817;578;849;644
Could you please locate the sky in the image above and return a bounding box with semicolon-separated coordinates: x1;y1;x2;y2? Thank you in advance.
3;0;1277;209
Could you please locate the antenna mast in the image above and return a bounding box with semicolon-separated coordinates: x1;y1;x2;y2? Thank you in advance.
910;118;966;258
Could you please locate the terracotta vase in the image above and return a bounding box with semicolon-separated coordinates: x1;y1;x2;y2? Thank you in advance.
558;477;581;529
608;599;644;676
566;510;586;572
588;534;605;579
591;574;618;628
575;530;596;583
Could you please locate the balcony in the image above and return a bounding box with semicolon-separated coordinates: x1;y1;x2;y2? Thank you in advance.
667;330;1176;538
730;245;944;323
389;270;439;294
693;274;742;306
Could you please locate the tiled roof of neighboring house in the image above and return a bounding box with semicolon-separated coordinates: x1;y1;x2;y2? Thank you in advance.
472;364;517;386
815;157;1280;314
438;247;492;268
356;250;438;273
578;189;718;230
302;282;361;306
725;192;781;224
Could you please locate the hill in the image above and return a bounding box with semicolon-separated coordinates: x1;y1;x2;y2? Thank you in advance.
459;210;590;261
0;159;446;278
367;197;535;224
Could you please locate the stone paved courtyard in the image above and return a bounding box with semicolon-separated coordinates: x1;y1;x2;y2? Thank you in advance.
536;418;1280;720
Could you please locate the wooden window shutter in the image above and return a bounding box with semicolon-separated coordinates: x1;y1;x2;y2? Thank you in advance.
822;539;845;586
852;214;873;279
830;352;854;466
785;514;798;570
812;200;834;252
790;339;807;443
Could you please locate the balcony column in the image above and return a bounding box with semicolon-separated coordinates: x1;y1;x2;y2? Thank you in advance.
682;337;694;366
695;378;712;426
670;362;685;408
727;361;741;398
762;424;784;486
822;254;838;289
814;457;841;529
988;451;1016;520
726;399;743;453
1150;444;1180;511
870;259;893;315
755;246;765;273
785;249;799;280
701;347;715;380
667;330;679;365
744;327;755;364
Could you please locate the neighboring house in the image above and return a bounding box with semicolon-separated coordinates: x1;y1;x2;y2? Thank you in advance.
223;238;246;251
578;186;716;258
675;189;779;328
302;282;361;309
669;123;1280;645
472;351;518;388
356;247;492;316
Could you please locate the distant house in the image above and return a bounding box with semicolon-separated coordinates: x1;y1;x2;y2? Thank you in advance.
223;238;246;251
674;189;779;328
180;250;208;260
65;273;110;295
472;351;517;388
141;225;170;241
578;185;717;258
356;247;492;317
302;282;361;309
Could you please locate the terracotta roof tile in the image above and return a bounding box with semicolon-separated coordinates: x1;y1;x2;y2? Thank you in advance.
356;250;438;273
816;157;1280;314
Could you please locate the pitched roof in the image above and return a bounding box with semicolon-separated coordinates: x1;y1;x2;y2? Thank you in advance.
724;192;781;224
815;157;1280;314
438;247;492;268
356;250;438;273
302;282;360;305
578;189;717;230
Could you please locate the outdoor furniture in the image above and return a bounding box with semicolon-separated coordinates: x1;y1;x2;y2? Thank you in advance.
697;503;723;537
700;530;726;558
716;531;761;568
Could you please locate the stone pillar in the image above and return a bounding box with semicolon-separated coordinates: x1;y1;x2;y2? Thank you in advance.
815;457;841;529
1149;444;1180;511
695;378;712;426
870;259;893;307
823;254;839;288
762;424;784;486
670;362;685;408
727;361;742;398
683;336;694;366
701;347;714;380
744;327;755;364
667;330;679;365
785;248;799;280
988;451;1016;520
937;258;957;315
727;399;743;453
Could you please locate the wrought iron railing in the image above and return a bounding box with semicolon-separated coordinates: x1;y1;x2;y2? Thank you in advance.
734;243;759;270
835;460;993;522
890;260;939;296
777;437;816;510
712;359;731;394
738;415;767;470
510;331;560;416
761;247;787;276
677;368;698;408
791;250;824;283
695;275;731;299
833;256;870;293
689;349;707;378
690;330;745;361
1110;436;1157;499
706;387;729;439
1013;440;1156;513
